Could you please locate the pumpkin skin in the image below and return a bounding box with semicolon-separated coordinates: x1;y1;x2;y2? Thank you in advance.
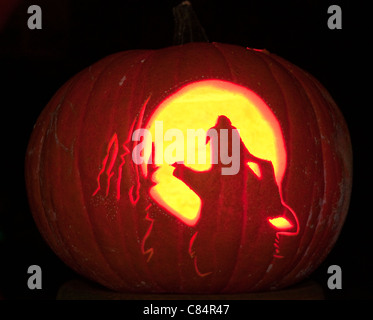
25;42;352;293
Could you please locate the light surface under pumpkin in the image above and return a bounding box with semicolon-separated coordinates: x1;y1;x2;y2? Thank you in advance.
25;42;352;294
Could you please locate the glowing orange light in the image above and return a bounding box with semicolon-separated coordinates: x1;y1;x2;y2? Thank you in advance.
143;80;287;226
268;217;293;230
247;161;262;179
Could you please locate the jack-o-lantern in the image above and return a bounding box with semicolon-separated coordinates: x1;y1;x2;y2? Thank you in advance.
25;42;352;293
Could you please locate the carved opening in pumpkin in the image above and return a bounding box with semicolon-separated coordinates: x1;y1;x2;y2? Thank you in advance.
142;80;289;227
268;217;293;230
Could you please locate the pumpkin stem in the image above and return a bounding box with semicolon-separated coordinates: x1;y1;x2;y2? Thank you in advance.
172;1;209;45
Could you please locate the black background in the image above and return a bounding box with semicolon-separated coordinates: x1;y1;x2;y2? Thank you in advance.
0;0;371;300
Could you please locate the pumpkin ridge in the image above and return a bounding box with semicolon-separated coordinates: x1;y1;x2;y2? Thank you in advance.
210;42;253;291
104;50;167;291
263;54;338;287
74;53;138;288
38;78;85;270
243;52;315;290
287;77;328;283
211;42;235;81
278;65;345;285
269;57;317;287
130;50;169;291
104;51;155;289
243;52;296;291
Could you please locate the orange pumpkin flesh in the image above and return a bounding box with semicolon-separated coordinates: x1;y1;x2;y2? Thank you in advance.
25;42;352;293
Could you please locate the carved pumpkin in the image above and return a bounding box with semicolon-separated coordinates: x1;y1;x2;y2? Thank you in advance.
25;42;352;293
